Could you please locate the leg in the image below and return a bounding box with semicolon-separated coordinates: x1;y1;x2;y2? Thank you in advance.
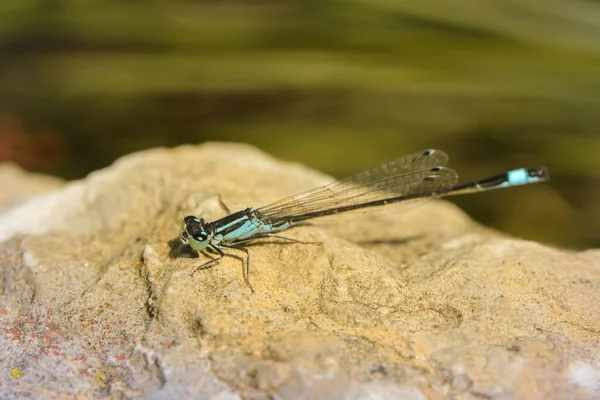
267;234;321;245
191;245;225;275
217;194;232;215
220;244;254;293
234;233;321;246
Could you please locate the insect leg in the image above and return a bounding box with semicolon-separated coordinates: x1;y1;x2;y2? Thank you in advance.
219;244;253;293
191;244;225;275
234;233;321;245
217;194;232;215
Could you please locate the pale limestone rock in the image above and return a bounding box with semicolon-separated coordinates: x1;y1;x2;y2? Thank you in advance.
0;163;64;213
0;143;598;399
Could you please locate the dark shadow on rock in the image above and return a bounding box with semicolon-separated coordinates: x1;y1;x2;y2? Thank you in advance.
168;237;198;259
355;234;424;246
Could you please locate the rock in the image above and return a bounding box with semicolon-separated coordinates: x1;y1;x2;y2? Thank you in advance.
0;142;598;399
0;163;64;213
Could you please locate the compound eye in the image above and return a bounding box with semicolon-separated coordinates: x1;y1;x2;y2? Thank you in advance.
193;232;208;242
183;215;204;229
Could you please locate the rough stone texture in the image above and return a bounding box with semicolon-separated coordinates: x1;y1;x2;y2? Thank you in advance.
0;163;64;213
0;142;598;399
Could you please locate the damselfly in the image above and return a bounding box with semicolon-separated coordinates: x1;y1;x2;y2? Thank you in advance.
180;149;549;291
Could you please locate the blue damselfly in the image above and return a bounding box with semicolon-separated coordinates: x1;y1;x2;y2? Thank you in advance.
180;149;549;291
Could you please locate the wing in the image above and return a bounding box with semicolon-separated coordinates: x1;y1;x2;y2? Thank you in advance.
257;149;458;223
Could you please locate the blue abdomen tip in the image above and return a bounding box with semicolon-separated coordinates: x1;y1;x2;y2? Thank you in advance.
508;168;538;185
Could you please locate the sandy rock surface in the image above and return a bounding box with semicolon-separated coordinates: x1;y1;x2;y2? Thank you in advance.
0;163;64;213
0;143;598;399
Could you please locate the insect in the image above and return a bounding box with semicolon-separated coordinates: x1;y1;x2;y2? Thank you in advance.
180;149;549;291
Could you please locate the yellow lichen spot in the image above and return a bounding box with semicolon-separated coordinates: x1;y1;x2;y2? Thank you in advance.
82;323;89;328
11;369;23;379
96;372;107;388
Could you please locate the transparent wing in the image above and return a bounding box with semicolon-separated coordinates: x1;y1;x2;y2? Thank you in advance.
257;149;458;223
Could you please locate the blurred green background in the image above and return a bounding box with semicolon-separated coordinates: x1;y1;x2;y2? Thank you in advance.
0;0;598;248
